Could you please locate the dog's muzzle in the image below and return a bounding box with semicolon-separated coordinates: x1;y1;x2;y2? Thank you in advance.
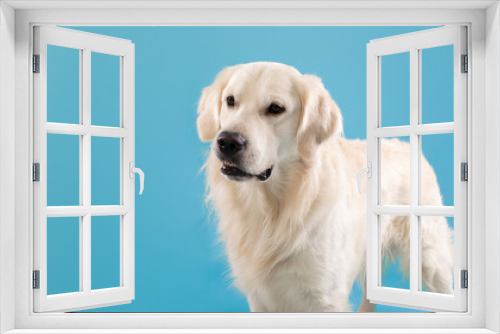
216;131;273;182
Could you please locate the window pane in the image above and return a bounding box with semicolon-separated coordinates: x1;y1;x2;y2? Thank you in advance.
381;52;410;127
47;133;80;206
380;215;410;291
91;137;120;205
92;52;121;127
421;45;454;124
420;216;454;295
380;136;410;206
91;215;121;290
47;45;80;124
47;217;80;295
421;133;454;206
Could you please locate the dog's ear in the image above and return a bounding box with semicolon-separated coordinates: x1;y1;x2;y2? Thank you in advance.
296;75;343;159
197;65;241;142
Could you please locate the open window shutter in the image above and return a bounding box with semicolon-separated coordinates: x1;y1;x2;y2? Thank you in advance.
33;26;136;312
365;26;467;312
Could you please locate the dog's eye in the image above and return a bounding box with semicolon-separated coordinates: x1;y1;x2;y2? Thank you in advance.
226;96;235;107
268;103;285;115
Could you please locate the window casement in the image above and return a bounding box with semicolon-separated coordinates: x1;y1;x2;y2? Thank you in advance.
33;26;138;312
1;2;498;333
365;26;468;312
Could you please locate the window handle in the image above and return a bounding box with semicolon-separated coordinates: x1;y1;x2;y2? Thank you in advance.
357;161;372;194
129;162;145;195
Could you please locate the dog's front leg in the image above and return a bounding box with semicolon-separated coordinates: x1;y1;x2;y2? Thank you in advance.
357;290;376;312
247;295;268;312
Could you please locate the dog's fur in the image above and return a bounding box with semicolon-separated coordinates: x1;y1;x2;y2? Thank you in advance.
197;62;454;312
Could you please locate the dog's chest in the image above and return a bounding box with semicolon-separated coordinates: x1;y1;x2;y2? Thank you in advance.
237;208;357;312
254;247;333;312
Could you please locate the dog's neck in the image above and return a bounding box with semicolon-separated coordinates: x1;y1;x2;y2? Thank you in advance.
206;141;340;282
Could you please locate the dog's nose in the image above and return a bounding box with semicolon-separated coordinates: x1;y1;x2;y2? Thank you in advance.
217;131;247;158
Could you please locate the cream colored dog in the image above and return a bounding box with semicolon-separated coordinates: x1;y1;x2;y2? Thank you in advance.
197;62;454;312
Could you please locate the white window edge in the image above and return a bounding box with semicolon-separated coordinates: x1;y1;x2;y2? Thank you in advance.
2;329;499;334
484;1;500;332
0;1;17;333
0;2;498;333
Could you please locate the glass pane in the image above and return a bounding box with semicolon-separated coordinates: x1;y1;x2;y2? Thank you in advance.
380;215;410;290
380;136;410;206
92;52;121;127
381;52;410;127
47;217;80;295
91;215;121;290
421;45;454;124
421;133;454;206
47;45;80;124
47;133;80;206
91;137;120;205
420;216;454;295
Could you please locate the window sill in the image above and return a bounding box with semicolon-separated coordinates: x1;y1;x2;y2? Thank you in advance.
3;329;498;334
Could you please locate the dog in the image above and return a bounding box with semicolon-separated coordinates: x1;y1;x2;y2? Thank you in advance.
196;62;454;312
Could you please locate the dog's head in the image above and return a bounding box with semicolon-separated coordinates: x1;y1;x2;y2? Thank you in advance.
197;62;342;182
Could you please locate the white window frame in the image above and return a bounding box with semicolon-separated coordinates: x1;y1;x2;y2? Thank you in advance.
33;25;136;313
366;26;467;312
1;1;499;333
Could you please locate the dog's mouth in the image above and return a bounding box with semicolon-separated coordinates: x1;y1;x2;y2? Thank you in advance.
221;161;273;182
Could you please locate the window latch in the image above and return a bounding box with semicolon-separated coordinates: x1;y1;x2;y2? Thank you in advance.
357;161;372;194
129;162;144;195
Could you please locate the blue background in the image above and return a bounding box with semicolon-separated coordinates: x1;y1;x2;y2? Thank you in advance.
45;27;454;312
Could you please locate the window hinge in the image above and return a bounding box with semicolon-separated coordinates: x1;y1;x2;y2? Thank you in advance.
461;162;468;182
461;54;468;73
33;54;40;73
33;270;40;289
461;270;468;289
33;163;40;182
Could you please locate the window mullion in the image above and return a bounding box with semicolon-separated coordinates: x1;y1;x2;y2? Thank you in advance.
119;56;125;287
82;47;92;294
78;48;84;294
416;47;424;293
409;47;420;294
